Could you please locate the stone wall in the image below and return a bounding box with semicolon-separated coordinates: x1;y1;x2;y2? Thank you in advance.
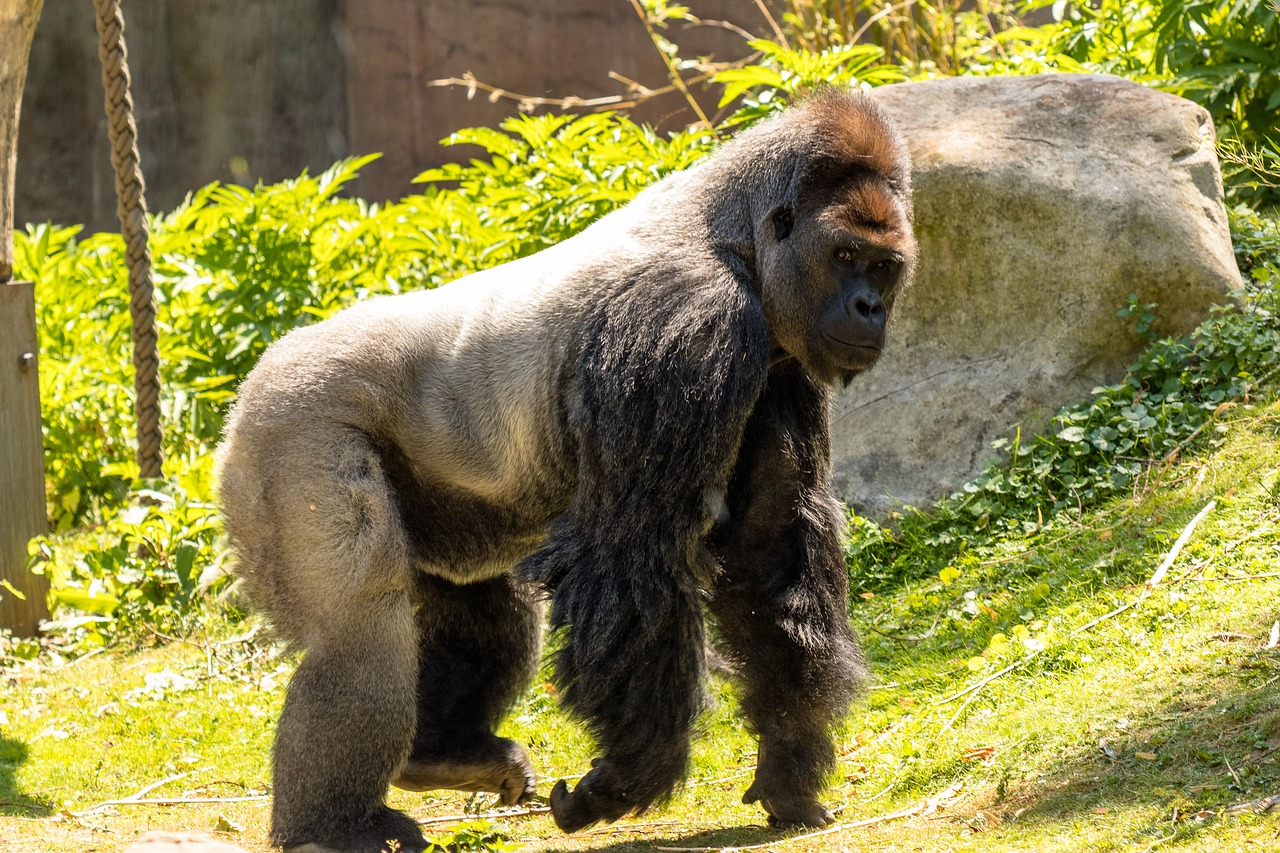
17;0;763;231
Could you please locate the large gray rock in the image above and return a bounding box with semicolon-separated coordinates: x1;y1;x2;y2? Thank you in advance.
837;74;1242;517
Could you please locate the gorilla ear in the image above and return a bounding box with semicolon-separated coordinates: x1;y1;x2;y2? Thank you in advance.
771;205;795;241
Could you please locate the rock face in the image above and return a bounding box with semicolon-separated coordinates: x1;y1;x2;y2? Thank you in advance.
836;74;1242;517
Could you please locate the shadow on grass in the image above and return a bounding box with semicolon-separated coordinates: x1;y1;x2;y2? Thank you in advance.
552;824;783;853
0;733;54;817
968;645;1280;847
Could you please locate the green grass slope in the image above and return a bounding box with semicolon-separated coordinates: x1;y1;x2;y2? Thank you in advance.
3;395;1278;852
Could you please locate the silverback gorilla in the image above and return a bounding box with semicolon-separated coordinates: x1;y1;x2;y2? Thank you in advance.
216;91;916;853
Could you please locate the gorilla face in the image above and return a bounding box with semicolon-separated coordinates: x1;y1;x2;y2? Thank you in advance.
761;171;916;386
815;237;905;375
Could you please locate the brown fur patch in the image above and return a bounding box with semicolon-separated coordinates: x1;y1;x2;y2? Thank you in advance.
801;90;911;188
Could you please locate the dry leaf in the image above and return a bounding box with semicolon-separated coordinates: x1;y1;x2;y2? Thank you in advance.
212;815;245;834
962;745;997;762
1099;739;1118;760
859;591;875;600
1092;807;1111;815
1135;752;1158;761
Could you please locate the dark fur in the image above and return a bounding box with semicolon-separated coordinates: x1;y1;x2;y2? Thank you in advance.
216;91;915;852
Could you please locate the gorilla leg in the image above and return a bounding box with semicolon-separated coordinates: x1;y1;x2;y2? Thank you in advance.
222;426;428;853
393;574;542;805
271;598;425;853
708;361;867;829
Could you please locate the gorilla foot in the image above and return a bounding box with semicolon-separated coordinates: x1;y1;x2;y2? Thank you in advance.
742;780;834;830
392;738;536;806
548;762;632;833
280;805;426;853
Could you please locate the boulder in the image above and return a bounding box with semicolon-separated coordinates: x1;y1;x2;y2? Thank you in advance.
835;73;1242;517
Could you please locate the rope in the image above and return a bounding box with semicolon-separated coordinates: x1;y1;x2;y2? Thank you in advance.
93;0;163;479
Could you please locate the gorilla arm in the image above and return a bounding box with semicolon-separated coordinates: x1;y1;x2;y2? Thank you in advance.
708;358;867;829
518;269;772;832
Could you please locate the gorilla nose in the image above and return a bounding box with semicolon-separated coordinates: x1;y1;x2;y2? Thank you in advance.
847;290;886;325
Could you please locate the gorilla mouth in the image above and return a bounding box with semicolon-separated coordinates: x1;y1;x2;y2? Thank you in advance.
822;334;881;361
823;334;879;351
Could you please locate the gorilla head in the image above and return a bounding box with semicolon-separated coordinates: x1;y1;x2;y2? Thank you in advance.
216;91;914;852
751;97;915;385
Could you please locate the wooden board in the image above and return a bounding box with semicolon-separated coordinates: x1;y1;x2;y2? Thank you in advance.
0;280;48;635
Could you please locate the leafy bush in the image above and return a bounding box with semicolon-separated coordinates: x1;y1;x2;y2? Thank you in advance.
32;468;229;648
774;0;1027;76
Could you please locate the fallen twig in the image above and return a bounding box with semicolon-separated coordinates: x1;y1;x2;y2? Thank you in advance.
1070;499;1216;635
1188;572;1280;583
651;784;959;852
72;771;192;815
416;805;550;826
1226;793;1280;814
74;794;268;811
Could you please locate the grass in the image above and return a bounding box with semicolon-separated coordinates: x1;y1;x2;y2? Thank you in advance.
3;400;1280;852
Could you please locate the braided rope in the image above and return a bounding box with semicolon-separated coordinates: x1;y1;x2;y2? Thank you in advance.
93;0;163;479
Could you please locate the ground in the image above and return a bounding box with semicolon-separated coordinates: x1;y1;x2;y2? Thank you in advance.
3;401;1280;853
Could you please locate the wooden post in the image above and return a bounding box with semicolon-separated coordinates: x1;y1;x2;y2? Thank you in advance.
1;0;49;636
1;281;48;635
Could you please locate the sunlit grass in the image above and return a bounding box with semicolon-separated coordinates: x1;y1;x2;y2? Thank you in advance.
3;400;1279;852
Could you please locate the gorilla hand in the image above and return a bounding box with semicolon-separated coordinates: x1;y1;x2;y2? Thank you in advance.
740;734;837;829
548;759;632;833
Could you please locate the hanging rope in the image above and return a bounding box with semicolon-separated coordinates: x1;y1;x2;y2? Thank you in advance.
93;0;163;479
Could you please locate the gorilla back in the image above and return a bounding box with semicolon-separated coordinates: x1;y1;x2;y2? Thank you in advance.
216;90;915;853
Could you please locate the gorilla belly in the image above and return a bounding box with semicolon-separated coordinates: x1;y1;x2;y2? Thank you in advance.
373;432;566;585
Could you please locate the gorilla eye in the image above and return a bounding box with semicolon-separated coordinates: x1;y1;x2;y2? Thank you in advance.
871;259;896;274
834;248;856;263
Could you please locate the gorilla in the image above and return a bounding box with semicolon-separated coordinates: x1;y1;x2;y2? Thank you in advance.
216;90;916;853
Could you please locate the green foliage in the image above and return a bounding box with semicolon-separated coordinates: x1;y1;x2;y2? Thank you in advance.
411;112;715;260
422;821;516;853
713;39;904;123
30;463;230;648
775;0;1027;76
